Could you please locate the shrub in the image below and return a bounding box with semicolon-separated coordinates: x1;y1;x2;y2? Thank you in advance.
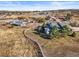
18;17;26;20
61;25;71;36
7;24;14;28
36;26;42;33
64;13;71;21
45;16;51;20
49;26;60;39
68;32;76;37
31;17;37;20
38;17;45;23
70;21;79;27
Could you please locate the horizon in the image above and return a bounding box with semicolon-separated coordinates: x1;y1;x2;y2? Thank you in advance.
0;1;79;11
0;9;79;11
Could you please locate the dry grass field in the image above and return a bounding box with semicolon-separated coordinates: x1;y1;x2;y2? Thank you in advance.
0;27;42;57
25;29;79;57
0;9;79;57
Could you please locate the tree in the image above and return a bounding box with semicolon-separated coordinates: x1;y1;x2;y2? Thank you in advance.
64;13;71;21
61;25;71;36
49;26;60;39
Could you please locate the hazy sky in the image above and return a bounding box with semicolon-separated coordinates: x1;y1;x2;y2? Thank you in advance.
0;1;79;11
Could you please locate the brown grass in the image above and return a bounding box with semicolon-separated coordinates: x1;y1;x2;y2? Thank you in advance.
25;29;79;57
0;28;40;57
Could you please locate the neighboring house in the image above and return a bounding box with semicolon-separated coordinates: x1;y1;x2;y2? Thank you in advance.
9;20;27;26
21;22;27;27
44;21;66;35
44;27;50;35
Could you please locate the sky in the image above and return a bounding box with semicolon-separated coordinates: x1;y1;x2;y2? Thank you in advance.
0;1;79;11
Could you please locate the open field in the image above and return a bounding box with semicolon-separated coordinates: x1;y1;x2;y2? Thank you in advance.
0;9;79;57
1;24;79;57
0;27;44;57
25;29;79;57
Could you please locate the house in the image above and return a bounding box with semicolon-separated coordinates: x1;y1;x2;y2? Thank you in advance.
44;21;66;35
9;19;27;26
44;27;50;35
9;20;22;26
21;22;27;27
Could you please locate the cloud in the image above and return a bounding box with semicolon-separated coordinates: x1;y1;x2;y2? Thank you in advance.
51;1;79;10
0;1;78;11
51;1;65;10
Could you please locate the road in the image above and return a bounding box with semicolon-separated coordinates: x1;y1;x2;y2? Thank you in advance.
70;27;79;32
